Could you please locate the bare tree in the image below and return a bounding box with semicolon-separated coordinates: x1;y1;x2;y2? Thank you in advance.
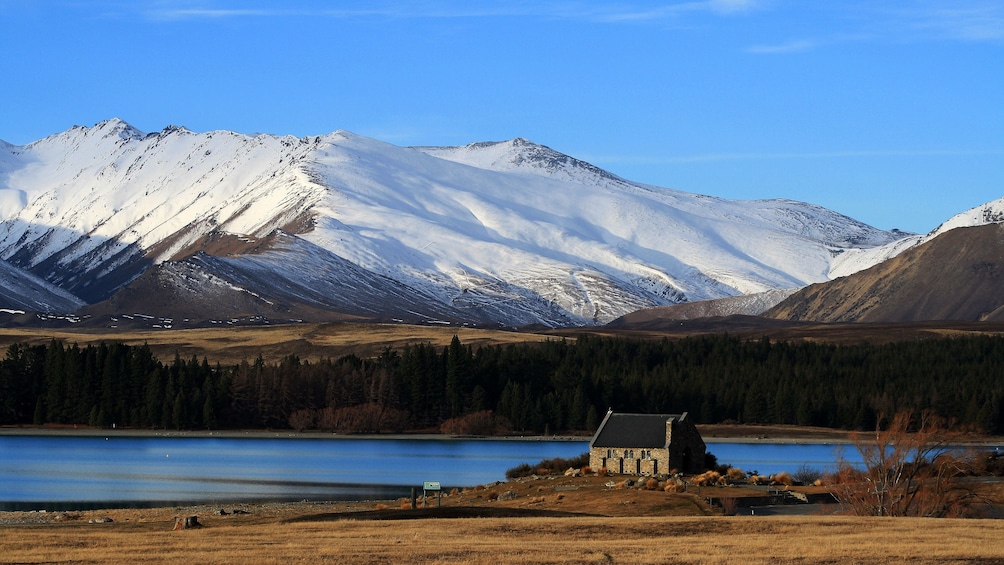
831;409;986;517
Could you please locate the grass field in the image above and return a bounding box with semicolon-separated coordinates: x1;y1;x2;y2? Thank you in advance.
3;474;1003;564
3;513;1003;564
3;319;1004;366
0;322;553;365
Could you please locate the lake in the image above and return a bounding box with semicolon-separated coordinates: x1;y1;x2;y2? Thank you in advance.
0;434;853;510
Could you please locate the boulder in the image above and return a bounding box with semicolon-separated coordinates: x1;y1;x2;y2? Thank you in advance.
173;515;202;530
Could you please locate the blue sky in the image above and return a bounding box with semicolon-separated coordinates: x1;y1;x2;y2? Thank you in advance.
1;1;1002;234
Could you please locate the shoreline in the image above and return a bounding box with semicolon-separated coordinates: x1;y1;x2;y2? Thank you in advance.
3;424;1002;446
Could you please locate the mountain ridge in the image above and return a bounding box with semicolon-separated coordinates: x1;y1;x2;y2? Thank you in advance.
0;119;908;327
765;222;1004;323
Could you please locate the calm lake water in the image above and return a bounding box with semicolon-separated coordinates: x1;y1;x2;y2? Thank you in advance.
0;434;853;510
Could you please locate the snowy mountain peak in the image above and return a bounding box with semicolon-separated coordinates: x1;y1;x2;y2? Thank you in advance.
415;137;623;185
87;118;145;141
930;196;1004;237
155;124;193;137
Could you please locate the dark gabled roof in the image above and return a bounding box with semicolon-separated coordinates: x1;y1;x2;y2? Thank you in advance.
589;412;684;448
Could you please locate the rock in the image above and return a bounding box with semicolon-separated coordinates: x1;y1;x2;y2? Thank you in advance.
173;515;202;530
89;517;113;524
497;490;517;501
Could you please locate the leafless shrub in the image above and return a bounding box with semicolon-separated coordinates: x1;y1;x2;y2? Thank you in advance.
831;409;989;517
318;403;410;433
440;410;512;435
792;464;823;486
287;408;316;432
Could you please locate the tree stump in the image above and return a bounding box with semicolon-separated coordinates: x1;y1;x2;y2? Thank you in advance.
173;515;202;530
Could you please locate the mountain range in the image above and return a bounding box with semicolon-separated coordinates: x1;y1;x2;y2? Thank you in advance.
1;118;990;329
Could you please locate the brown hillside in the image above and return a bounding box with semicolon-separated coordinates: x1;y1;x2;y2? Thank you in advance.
766;223;1004;323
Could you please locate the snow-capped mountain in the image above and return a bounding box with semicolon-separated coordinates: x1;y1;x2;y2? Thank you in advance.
0;119;908;327
828;197;1004;279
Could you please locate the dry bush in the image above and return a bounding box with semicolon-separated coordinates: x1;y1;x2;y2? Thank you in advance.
597;467;608;477
506;453;589;479
748;475;768;485
581;466;591;475
505;463;534;479
831;409;988;517
645;478;659;490
771;472;793;486
487;492;499;501
439;410;512;435
690;471;721;487
318;403;410;433
665;480;687;493
287;409;316;432
373;503;389;511
725;467;746;482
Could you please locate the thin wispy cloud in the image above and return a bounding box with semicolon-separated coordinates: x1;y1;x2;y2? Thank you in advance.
144;1;768;23
906;3;1004;41
594;148;1004;165
740;1;1004;55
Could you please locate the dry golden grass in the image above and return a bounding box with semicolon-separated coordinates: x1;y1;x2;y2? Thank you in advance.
0;322;553;364
3;475;1003;563
2;514;1003;564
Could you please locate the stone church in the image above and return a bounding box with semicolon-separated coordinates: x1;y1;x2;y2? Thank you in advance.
589;410;706;475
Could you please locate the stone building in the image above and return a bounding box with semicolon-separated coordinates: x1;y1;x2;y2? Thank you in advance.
588;410;706;475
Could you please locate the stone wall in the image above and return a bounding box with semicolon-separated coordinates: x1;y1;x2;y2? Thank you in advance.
667;414;706;474
589;446;669;477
